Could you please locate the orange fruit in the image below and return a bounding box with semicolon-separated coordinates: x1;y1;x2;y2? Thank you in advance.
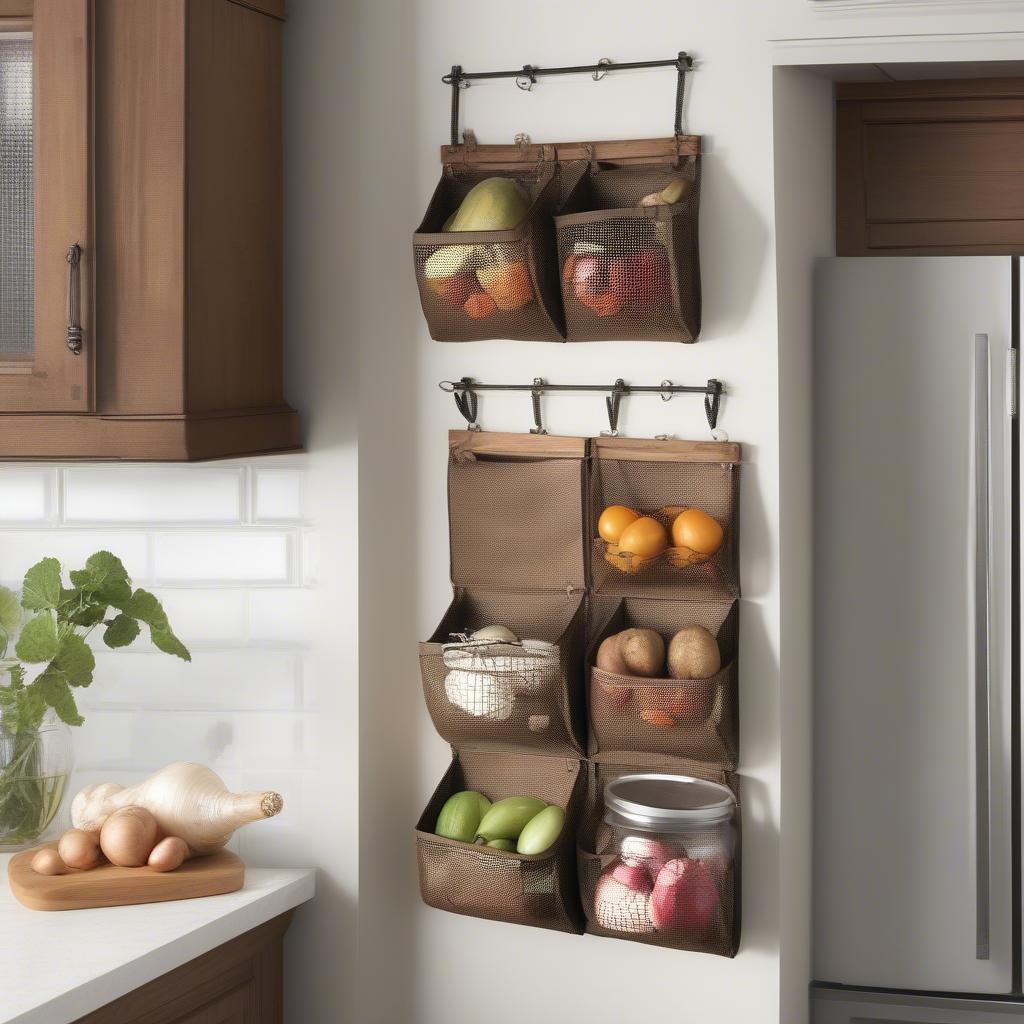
618;516;669;559
671;508;724;557
598;505;640;544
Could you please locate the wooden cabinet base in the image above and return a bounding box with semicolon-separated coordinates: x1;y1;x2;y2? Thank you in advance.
73;911;293;1024
0;407;301;461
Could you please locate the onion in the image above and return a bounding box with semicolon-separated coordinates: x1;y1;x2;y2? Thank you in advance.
100;806;159;867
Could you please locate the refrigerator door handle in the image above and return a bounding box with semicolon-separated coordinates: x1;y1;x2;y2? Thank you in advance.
971;332;992;962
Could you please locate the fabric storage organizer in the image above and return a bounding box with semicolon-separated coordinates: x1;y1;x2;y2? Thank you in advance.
415;431;589;934
415;430;741;951
414;136;701;343
578;436;742;956
557;152;701;342
575;763;740;956
413;159;567;342
416;749;585;933
588;596;738;769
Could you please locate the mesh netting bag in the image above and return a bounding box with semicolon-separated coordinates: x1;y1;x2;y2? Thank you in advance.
413;165;565;341
415;749;585;933
556;158;701;342
587;597;738;769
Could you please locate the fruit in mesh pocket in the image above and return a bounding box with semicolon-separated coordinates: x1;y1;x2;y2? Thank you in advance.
665;506;725;567
604;515;669;574
607;247;671;307
649;858;720;937
476;246;535;310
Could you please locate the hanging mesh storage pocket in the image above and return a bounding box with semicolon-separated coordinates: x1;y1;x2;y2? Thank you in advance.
420;589;586;755
415;750;585;933
413;166;565;342
576;764;740;956
588;598;738;769
556;160;700;342
591;440;740;599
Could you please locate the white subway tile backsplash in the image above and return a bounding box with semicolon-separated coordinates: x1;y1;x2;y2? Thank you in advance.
253;469;306;522
143;588;249;646
64;467;244;524
153;532;291;584
249;588;316;645
82;649;303;710
0;469;54;523
0;531;150;587
1;459;316;853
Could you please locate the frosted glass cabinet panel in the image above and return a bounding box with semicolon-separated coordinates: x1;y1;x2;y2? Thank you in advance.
0;2;90;414
0;35;33;362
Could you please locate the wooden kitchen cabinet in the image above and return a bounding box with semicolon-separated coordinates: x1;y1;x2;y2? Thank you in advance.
73;912;291;1024
0;0;299;460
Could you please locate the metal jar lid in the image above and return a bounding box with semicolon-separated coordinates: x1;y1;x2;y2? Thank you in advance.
603;774;736;832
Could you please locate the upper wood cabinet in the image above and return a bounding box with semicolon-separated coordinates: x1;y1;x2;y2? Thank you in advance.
0;0;298;460
837;78;1024;257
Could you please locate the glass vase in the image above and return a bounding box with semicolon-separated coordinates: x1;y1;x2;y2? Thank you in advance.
0;708;73;851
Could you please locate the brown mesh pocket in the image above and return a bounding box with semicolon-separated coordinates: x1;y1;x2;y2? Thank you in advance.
556;160;700;342
415;749;584;933
413;165;565;341
420;589;586;755
591;440;739;599
588;598;738;768
576;764;740;955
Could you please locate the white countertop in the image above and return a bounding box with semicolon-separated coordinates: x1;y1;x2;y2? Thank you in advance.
0;855;315;1024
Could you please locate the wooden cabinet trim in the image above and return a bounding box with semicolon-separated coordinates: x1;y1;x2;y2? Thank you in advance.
73;911;292;1024
837;77;1024;256
226;0;285;20
0;1;32;18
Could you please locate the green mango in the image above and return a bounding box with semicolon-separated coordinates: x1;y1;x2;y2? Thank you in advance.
435;790;491;844
476;796;547;842
485;839;516;852
516;805;565;856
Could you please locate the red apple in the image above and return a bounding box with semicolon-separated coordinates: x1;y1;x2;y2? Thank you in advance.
608;248;670;306
619;836;671;879
572;255;609;299
612;861;653;893
650;858;719;935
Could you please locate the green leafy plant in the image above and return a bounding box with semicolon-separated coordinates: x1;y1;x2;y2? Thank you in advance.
0;551;190;845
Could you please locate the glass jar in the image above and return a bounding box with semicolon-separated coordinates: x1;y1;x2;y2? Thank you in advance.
592;773;737;946
0;707;74;850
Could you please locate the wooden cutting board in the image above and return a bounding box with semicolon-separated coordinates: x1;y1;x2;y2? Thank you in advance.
8;845;244;911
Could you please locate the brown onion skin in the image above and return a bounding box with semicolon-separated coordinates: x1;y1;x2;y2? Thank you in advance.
31;848;69;876
58;828;103;870
99;806;160;867
147;836;189;872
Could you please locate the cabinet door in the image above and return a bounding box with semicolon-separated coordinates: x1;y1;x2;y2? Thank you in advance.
168;986;248;1024
0;0;90;411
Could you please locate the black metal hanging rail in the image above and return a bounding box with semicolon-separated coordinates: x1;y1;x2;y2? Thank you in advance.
443;53;694;147
440;376;724;436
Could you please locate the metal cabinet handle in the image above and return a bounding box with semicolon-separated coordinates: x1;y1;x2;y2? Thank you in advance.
971;332;992;961
66;243;82;355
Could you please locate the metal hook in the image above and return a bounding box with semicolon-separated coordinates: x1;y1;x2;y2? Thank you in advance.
602;378;625;436
530;377;547;434
660;379;674;402
592;57;612;81
516;65;537;91
453;379;480;432
704;379;723;432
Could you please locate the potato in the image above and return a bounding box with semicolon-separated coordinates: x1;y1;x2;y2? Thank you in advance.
617;629;665;678
100;805;160;867
595;634;630;676
58;828;102;870
31;848;69;876
667;626;721;679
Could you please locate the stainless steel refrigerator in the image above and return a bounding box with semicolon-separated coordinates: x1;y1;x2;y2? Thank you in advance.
812;257;1020;1023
